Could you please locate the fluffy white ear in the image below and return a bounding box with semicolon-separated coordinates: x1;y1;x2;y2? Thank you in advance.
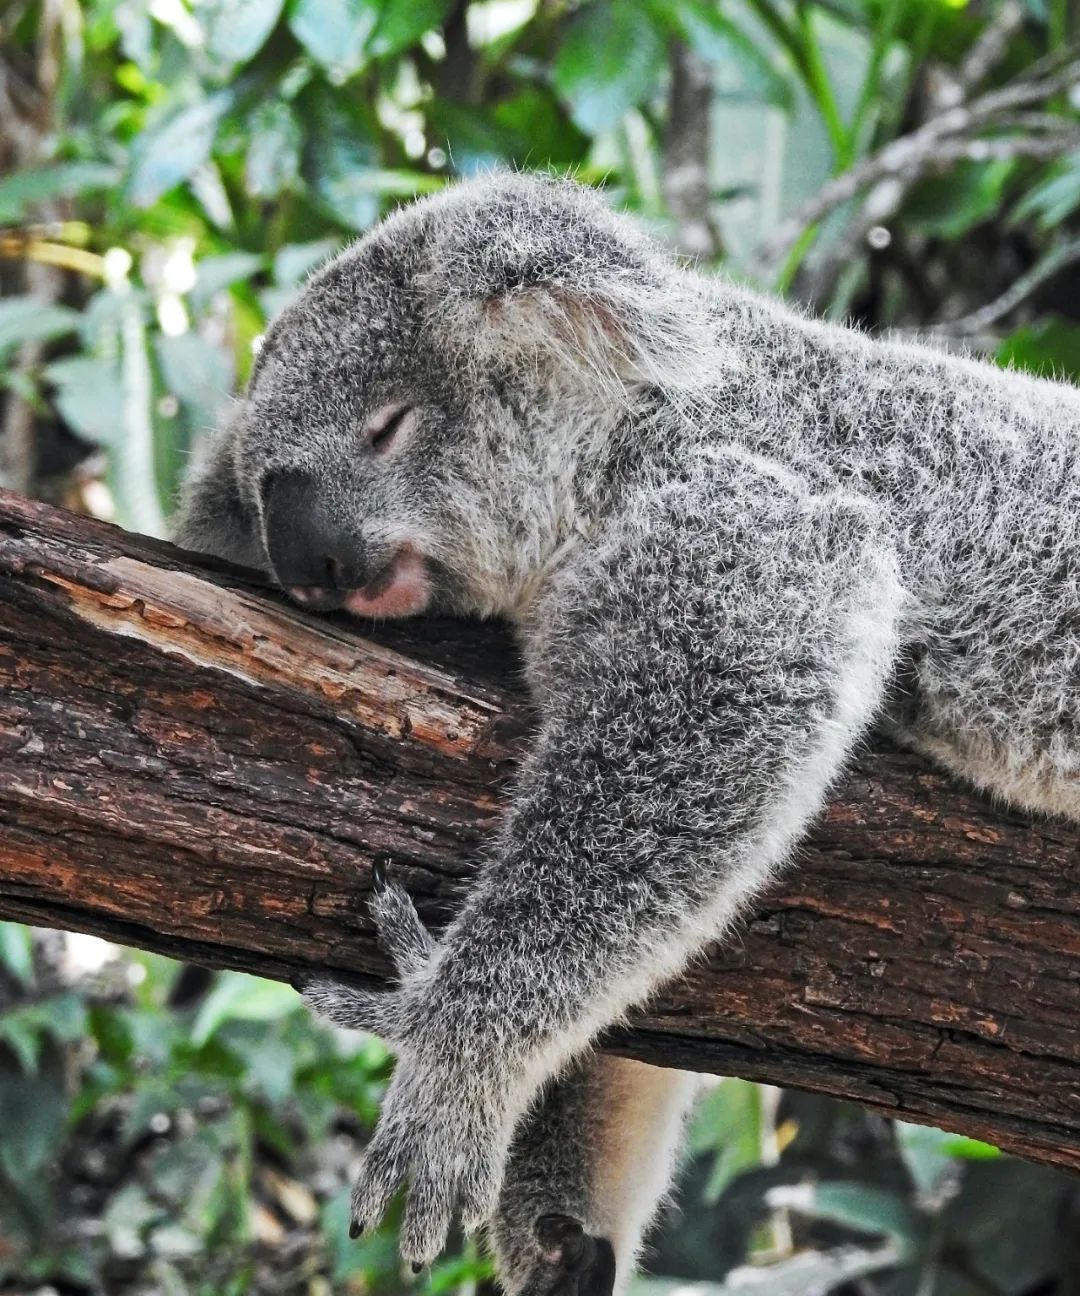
418;175;720;399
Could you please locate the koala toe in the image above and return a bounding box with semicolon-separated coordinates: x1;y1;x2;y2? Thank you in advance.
523;1215;616;1296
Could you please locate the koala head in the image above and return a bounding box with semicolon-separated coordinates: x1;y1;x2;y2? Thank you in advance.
174;172;703;621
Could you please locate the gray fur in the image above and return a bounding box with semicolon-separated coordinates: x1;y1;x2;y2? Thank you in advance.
174;172;1080;1292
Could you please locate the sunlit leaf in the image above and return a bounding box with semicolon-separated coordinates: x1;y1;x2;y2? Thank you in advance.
368;0;455;57
156;330;233;429
0;922;33;985
46;355;125;446
191;973;300;1047
127;94;232;207
687;1078;764;1202
633;1242;901;1295
189;251;266;310
0;162;121;222
772;1179;924;1253
111;295;168;536
665;0;794;109
203;0;285;64
553;0;666;135
894;1120;964;1197
273;238;340;286
0;297;81;356
1013;153;1080;229
287;0;379;79
298;84;380;229
245;100;303;198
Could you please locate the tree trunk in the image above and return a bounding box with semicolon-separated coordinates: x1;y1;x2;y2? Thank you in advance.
1;489;1078;1172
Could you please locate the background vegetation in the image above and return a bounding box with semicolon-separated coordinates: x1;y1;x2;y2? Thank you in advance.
2;0;1080;1292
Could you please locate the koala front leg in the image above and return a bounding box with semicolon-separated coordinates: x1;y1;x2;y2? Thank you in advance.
493;1056;699;1296
306;464;905;1271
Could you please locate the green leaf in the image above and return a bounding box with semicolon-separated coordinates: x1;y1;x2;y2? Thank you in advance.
0;1018;41;1074
190;251;266;310
191;973;299;1047
110;294;168;536
245;100;303;199
779;1180;924;1252
492;87;590;169
155;330;233;429
0;995;87;1075
894;1120;963;1197
427;102;522;173
687;1078;765;1202
997;317;1080;381
298;84;380;230
0;297;81;357
127;94;232;207
0;162;121;222
273;238;341;286
0;922;32;985
1013;153;1080;229
665;0;793;109
0;1042;69;1179
368;0;455;57
940;1133;1001;1160
202;0;285;64
46;355;125;447
287;0;379;79
553;0;666;135
904;159;1015;239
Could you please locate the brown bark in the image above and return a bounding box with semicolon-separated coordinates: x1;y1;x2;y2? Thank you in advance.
0;488;1078;1173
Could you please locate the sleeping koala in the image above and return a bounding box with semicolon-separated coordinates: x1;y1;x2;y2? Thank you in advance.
175;171;1080;1295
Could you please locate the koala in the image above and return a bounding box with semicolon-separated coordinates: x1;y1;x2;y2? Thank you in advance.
174;171;1080;1294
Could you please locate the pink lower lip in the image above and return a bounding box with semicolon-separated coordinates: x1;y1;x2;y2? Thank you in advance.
343;547;430;619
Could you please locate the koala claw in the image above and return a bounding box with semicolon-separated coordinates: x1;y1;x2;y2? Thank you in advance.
303;868;435;1040
371;851;391;893
522;1216;616;1296
348;1073;506;1264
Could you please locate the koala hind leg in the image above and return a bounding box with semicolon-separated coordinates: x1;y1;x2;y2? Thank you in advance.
491;1056;699;1296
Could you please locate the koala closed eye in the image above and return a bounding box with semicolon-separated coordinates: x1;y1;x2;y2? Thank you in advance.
363;402;416;454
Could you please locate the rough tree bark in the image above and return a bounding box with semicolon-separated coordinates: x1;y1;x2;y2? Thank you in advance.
0;489;1078;1173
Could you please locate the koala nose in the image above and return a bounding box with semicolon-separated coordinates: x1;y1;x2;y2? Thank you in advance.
262;471;363;608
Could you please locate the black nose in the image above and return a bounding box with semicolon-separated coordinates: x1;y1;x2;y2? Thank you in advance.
263;471;364;606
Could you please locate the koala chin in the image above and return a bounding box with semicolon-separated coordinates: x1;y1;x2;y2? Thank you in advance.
175;171;1080;1293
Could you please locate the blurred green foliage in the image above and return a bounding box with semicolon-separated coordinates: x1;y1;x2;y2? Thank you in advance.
5;0;1080;519
3;0;1080;1292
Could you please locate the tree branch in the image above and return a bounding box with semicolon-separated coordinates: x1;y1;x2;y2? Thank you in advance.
751;54;1080;282
1;490;1079;1172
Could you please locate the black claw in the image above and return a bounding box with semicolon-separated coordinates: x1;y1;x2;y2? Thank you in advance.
348;1220;363;1240
371;852;391;892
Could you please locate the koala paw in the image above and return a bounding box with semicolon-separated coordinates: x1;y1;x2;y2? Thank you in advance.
518;1215;616;1296
301;858;512;1265
349;1062;509;1263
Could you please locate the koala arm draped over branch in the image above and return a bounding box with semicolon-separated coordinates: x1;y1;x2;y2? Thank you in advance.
175;173;1080;1294
302;456;901;1271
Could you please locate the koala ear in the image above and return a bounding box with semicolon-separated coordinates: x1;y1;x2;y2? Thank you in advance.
420;175;715;396
172;419;265;570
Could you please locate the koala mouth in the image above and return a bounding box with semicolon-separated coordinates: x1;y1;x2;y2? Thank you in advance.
289;545;431;620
